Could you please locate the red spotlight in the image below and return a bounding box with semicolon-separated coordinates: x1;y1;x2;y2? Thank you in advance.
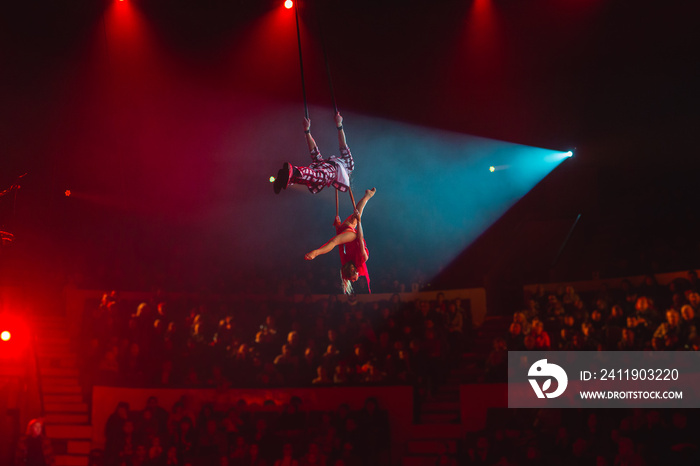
65;190;71;197
284;0;293;9
1;331;10;342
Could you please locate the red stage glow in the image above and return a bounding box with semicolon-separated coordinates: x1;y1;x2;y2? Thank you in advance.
65;190;71;197
1;331;10;342
284;0;293;9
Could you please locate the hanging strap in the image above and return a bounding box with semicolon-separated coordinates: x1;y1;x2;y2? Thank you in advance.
315;10;356;211
294;1;309;120
316;12;338;115
336;188;357;216
296;2;356;213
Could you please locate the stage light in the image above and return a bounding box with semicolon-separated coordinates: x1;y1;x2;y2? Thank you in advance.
65;190;71;197
489;166;495;173
1;331;10;342
284;0;293;9
269;176;276;183
565;151;573;158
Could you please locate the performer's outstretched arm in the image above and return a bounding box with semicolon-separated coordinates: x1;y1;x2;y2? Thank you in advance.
304;118;322;162
335;112;347;148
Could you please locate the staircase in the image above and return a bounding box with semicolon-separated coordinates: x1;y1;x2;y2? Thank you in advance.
32;315;92;466
401;316;512;465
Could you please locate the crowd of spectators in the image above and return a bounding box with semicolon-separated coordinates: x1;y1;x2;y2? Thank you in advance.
98;395;389;466
460;407;699;465
483;271;700;381
80;291;472;392
469;272;700;464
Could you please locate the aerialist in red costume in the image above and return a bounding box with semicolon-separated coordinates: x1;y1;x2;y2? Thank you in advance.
305;187;376;294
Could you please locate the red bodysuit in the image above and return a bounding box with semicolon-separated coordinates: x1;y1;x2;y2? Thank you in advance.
335;223;371;293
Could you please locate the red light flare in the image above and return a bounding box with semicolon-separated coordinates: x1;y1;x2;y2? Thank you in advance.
465;0;504;64
222;6;301;98
284;0;293;9
101;0;161;75
430;0;509;127
0;314;31;359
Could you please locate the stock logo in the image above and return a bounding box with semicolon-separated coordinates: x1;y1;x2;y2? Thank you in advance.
528;359;568;399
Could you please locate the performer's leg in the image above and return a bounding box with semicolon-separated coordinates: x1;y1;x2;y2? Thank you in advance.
305;230;357;260
355;188;376;217
338;188;377;229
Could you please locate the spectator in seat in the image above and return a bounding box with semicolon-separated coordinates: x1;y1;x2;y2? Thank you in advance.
614;437;646;466
15;419;55;466
532;321;551;350
507;322;525;351
299;442;326;466
240;443;267;466
652;309;683;350
680;305;699;342
105;402;130;459
618;328;638;350
273;443;298;466
512;312;531;336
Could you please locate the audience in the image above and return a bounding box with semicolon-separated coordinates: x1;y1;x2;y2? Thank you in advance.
460;407;700;466
84;269;700;466
497;270;700;356
80;292;472;390
101;396;390;466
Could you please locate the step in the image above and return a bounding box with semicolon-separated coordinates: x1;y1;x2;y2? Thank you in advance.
33;326;70;335
37;337;72;345
447;371;482;384
431;387;459;402
410;424;462;439
37;349;74;358
449;364;479;376
39;356;78;368
36;339;73;351
68;440;92;455
461;353;485;363
420;412;460;424
45;394;84;404
402;455;439;466
36;347;76;357
407;439;457;455
30;320;69;329
40;367;80;377
55;454;89;466
29;315;67;322
46;413;90;424
43;384;82;394
46;424;92;439
42;377;81;386
45;402;89;413
422;401;460;412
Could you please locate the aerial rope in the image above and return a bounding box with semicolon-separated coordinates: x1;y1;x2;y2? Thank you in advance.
293;1;309;121
292;0;356;214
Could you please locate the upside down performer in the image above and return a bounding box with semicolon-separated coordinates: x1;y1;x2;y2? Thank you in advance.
273;112;353;194
305;187;376;294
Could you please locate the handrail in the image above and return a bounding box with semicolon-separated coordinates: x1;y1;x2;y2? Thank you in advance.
30;331;46;417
